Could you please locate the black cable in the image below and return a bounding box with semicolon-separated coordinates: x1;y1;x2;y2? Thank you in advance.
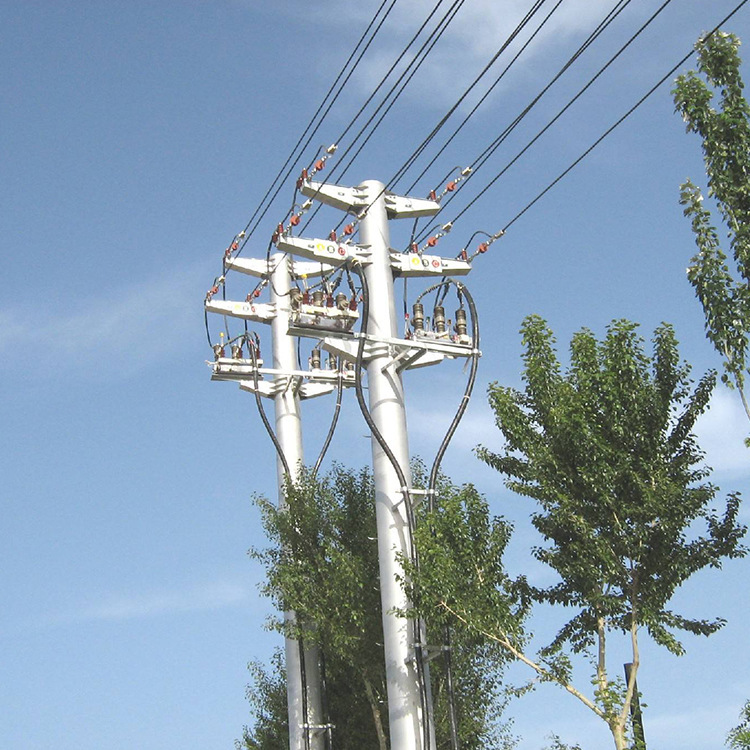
409;0;638;241
249;337;291;477
499;0;750;232
399;0;566;194
391;0;560;194
298;638;311;750
302;0;468;234
313;367;344;477
347;258;432;749
232;0;401;251
445;0;674;229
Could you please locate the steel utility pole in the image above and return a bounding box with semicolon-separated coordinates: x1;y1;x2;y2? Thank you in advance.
278;177;473;750
207;253;335;750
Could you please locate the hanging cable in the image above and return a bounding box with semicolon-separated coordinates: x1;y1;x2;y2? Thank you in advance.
301;0;469;234
443;0;675;230
347;257;433;750
469;0;750;234
229;0;401;254
391;0;562;194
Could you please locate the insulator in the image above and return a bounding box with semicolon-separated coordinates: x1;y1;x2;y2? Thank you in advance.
427;236;438;247
290;287;302;310
345;360;355;373
312;290;325;307
310;349;321;370
329;230;337;241
290;214;300;226
327;355;337;370
455;308;468;336
231;343;243;359
343;223;355;236
302;290;311;304
478;242;489;254
446;181;457;192
412;303;425;331
335;292;348;311
348;296;358;311
433;305;447;334
315;159;325;171
429;189;437;201
212;344;225;360
410;242;419;254
326;294;335;308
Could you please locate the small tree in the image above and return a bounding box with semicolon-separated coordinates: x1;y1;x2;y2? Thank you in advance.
407;316;746;750
673;31;750;428
251;464;512;749
728;700;750;749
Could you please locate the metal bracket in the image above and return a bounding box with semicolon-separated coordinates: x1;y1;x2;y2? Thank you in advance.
205;299;276;323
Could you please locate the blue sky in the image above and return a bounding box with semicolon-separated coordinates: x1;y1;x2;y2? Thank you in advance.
2;1;750;749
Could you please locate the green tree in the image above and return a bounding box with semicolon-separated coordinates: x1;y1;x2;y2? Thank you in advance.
407;316;746;750
728;700;750;749
250;464;511;750
673;31;750;427
236;650;289;750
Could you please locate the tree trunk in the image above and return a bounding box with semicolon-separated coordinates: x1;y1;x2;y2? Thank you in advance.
363;676;388;750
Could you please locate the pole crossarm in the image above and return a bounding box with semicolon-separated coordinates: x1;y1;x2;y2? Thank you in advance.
300;179;443;219
226;254;335;279
205;299;276;322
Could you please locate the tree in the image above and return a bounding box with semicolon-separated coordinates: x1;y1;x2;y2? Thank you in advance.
728;700;750;749
249;464;512;750
673;31;750;428
406;316;746;750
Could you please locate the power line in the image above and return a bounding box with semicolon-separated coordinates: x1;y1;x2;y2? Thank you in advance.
500;0;750;233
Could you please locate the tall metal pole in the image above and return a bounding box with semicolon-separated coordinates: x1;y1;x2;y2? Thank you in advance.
358;180;436;750
269;254;325;750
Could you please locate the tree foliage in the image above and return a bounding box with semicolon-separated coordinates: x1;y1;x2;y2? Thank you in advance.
673;31;750;425
409;316;745;750
728;700;750;749
250;464;511;750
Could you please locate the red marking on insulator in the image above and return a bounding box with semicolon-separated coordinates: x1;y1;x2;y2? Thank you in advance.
410;242;419;253
231;241;239;251
446;181;457;192
427;236;438;247
429;190;437;201
478;242;489;254
290;214;300;226
343;223;355;236
210;286;219;295
329;230;337;241
315;159;325;171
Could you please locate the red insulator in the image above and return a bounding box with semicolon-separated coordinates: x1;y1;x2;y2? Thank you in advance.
460;249;468;261
329;230;337;241
315;159;325;171
343;223;355;235
290;214;300;226
429;189;437;201
272;232;279;244
231;241;239;251
478;242;489;254
349;296;357;310
446;181;457;191
326;294;334;307
302;291;310;304
427;236;438;247
410;242;419;253
253;289;261;298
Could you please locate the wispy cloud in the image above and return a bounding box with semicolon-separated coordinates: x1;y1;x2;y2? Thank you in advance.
695;385;750;476
52;579;253;626
0;259;211;378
